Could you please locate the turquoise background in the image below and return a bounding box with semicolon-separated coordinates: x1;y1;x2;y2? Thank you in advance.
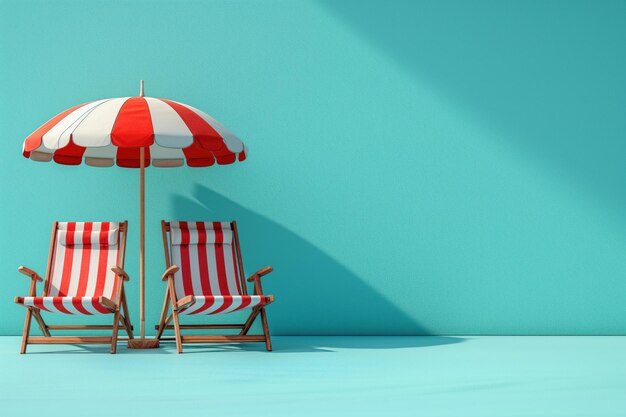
1;0;625;335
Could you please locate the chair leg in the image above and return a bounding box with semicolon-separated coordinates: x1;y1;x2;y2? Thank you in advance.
172;310;183;353
111;310;121;354
155;288;171;340
32;309;50;337
121;292;134;339
260;308;272;351
239;308;260;336
20;309;33;354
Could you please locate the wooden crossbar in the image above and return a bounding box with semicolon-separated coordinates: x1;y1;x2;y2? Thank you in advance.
160;335;266;343
28;336;113;344
155;324;244;330
47;325;134;330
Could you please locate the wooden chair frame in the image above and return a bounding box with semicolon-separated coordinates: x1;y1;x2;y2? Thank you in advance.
155;220;274;353
15;221;134;354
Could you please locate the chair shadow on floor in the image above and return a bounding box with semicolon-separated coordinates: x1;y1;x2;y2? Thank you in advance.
157;335;465;354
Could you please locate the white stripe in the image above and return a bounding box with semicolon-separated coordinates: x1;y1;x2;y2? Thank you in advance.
48;234;66;296
222;244;241;296
177;102;244;153
188;243;204;297
171;249;187;299
102;243;119;299
57;222;70;230
146;98;194;148
57;99;114;148
82;298;103;315
250;296;263;307
205;242;222;295
21;297;35;308
61;298;82;315
82;144;118;158
42;297;58;313
41;101;108;150
72;97;130;147
149;143;185;160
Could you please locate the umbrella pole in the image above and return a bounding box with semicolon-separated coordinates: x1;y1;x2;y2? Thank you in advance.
128;147;159;349
140;146;145;338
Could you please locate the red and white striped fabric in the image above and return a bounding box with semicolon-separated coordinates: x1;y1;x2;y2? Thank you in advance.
22;97;247;168
16;222;121;315
169;221;267;315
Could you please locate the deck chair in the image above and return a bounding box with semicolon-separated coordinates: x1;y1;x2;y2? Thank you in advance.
156;221;274;353
14;221;134;353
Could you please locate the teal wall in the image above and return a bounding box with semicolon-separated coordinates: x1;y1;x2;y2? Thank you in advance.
1;0;625;335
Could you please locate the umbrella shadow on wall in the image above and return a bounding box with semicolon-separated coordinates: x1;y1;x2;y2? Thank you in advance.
169;184;464;352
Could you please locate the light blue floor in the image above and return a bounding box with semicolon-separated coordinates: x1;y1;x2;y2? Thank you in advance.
1;336;625;417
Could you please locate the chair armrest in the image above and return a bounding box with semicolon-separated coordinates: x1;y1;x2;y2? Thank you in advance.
111;266;130;281
246;266;273;282
18;266;43;282
176;295;195;311
161;265;179;281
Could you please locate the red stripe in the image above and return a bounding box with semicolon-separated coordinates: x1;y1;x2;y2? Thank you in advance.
52;140;87;165
191;296;215;315
110;97;154;147
214;153;237;165
180;221;190;245
94;223;110;297
32;297;51;312
238;296;252;310
231;242;242;295
179;222;194;296
212;295;233;314
23;102;90;156
213;223;224;244
99;223;111;245
159;99;227;167
75;222;93;297
52;298;72;314
91;297;112;314
72;298;92;315
196;222;213;296
159;99;225;150
238;149;247;161
58;222;76;296
116;146;151;168
186;151;217;167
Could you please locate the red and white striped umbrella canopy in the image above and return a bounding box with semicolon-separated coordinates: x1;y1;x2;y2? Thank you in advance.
22;96;247;168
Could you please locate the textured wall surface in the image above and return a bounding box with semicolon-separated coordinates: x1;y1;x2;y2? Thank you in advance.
1;0;625;335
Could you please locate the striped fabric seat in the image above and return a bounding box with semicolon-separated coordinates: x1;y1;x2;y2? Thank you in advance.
169;221;267;315
15;222;121;315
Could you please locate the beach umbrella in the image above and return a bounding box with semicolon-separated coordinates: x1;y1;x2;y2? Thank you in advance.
21;81;247;348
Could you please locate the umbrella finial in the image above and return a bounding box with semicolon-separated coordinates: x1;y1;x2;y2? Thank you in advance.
139;80;144;97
